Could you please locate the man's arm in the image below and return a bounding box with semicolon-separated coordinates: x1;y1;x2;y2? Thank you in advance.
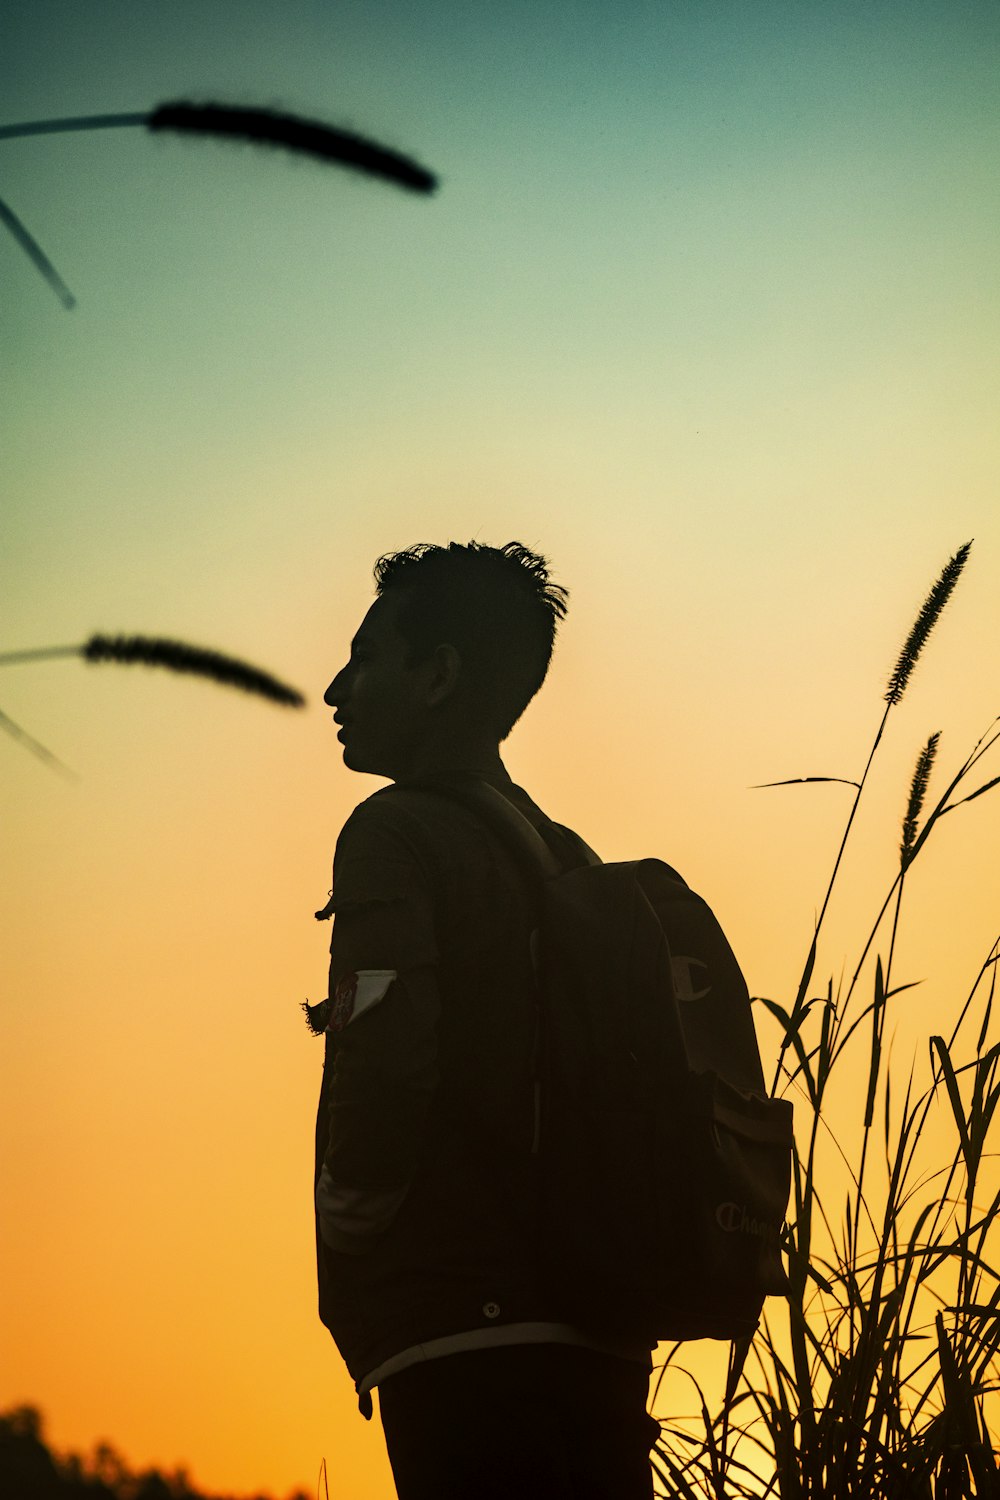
315;799;440;1254
318;964;440;1252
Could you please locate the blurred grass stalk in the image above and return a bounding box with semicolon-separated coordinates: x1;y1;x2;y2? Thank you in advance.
653;541;1000;1498
0;99;438;309
0;633;306;777
0;633;306;708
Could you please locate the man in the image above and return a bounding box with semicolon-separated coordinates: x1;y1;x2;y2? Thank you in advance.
309;542;659;1499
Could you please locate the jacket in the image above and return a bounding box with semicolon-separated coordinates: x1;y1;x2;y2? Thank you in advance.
312;767;653;1393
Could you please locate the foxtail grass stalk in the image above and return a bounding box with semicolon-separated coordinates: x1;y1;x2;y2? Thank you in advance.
1;100;437;305
0;634;306;707
856;733;942;1200
655;544;999;1499
885;543;972;706
147;102;438;192
901;732;942;871
0;102;438;191
769;541;973;1093
829;716;1000;1066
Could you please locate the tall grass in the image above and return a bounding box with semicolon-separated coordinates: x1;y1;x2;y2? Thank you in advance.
652;543;1000;1498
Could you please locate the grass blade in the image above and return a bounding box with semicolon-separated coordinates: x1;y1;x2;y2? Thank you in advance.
941;772;1000;816
929;1036;974;1174
752;776;860;789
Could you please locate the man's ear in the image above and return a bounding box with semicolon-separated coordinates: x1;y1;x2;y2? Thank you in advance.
424;643;462;708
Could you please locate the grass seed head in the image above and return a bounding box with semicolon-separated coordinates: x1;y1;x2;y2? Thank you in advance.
82;633;306;707
885;542;972;707
147;101;438;193
900;731;941;869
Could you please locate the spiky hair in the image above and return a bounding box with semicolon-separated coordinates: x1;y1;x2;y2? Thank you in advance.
372;541;569;739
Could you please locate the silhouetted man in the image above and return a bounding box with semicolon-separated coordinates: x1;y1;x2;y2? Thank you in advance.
309;542;659;1499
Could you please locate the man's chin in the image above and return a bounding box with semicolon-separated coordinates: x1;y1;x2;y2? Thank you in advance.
341;741;386;777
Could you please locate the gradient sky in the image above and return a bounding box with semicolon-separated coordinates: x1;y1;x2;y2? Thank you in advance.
3;3;1000;1495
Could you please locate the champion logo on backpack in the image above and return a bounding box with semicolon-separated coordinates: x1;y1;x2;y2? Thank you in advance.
715;1201;773;1239
670;954;711;1003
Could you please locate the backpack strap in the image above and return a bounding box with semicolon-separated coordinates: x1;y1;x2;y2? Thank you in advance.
399;774;596;884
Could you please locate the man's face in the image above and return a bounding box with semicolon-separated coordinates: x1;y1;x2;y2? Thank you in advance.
324;593;431;779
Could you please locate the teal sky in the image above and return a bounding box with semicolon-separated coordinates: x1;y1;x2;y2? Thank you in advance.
6;2;999;586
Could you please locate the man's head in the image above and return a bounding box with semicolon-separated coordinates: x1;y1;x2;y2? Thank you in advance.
324;541;568;779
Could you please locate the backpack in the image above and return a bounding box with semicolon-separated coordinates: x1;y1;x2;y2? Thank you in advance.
415;776;794;1348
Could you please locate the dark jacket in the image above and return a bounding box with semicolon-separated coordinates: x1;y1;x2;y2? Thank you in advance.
312;768;603;1384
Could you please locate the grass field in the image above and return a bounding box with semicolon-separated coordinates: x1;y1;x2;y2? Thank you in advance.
652;543;1000;1499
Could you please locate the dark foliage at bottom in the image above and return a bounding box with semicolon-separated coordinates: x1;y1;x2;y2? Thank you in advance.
0;1407;308;1500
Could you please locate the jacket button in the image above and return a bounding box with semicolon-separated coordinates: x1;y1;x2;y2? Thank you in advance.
482;1301;501;1320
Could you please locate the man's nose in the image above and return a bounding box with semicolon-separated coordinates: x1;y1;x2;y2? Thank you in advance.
324;674;343;707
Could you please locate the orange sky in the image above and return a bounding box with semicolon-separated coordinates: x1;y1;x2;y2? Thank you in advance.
3;3;1000;1495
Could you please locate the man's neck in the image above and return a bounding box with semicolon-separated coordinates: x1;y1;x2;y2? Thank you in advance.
395;740;508;785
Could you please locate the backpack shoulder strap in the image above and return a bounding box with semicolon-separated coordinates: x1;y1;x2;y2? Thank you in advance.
394;775;597;883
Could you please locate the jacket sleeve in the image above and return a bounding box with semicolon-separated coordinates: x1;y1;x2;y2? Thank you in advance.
315;797;441;1255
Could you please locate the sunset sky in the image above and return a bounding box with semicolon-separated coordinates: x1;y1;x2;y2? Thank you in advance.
3;3;999;1496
